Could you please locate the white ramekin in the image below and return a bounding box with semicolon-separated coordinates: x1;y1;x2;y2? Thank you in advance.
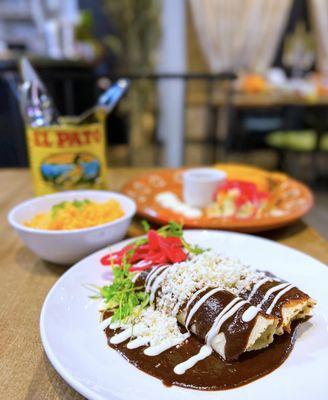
182;168;227;207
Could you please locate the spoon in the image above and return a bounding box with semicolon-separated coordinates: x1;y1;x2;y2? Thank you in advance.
61;78;131;125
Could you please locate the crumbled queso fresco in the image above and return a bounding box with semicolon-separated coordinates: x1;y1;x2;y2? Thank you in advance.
127;307;186;345
108;306;189;351
155;250;266;316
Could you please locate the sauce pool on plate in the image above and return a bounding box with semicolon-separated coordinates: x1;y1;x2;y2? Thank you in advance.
104;311;299;391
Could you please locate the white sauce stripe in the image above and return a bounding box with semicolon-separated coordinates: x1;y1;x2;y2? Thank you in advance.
110;328;132;344
146;265;168;292
242;306;259;322
110;320;121;330
144;334;190;356
131;272;142;283
205;297;240;344
185;286;210;311
99;316;112;330
174;345;213;375
266;284;294;314
247;277;272;302
149;268;171;303
185;288;223;329
258;283;291;309
206;300;247;346
145;266;158;285
127;338;149;349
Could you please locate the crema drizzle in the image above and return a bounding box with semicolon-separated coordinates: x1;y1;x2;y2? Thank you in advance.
258;282;291;309
176;298;248;374
247;277;272;302
145;265;167;292
185;287;223;329
266;284;294;314
174;345;212;375
148;268;170;303
206;300;246;345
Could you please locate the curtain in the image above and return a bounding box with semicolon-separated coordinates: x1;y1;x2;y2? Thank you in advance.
308;0;328;72
189;0;292;72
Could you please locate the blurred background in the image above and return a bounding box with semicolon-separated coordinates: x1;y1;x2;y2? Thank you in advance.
0;0;327;233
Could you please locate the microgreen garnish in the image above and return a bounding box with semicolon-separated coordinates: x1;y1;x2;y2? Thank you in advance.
181;239;205;255
97;257;149;322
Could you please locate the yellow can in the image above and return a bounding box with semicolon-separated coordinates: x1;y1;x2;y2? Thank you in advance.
26;121;108;195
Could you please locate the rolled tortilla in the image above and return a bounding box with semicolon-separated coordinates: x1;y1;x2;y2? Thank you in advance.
178;287;278;360
135;269;278;361
174;250;316;335
239;275;316;334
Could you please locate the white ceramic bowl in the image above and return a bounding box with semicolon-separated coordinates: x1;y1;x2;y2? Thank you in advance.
8;190;136;265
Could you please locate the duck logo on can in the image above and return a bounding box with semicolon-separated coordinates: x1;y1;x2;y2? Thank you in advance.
40;152;101;189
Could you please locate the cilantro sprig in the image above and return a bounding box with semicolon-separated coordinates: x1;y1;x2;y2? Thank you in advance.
157;221;205;255
95;257;149;323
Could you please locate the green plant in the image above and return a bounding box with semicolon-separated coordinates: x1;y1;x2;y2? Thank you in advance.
103;0;161;71
103;1;161;153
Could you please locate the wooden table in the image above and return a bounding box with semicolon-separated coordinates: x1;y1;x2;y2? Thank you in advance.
1;168;327;400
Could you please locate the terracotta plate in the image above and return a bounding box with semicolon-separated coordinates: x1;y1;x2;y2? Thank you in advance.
122;164;314;232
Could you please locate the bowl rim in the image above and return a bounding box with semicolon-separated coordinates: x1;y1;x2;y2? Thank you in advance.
182;167;227;182
7;190;137;235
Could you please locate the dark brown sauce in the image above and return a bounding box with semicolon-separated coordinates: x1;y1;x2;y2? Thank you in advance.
105;322;298;391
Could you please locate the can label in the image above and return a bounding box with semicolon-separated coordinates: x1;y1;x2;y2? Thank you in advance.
26;122;108;195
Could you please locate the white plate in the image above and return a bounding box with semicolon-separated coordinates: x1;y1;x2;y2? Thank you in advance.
40;230;328;400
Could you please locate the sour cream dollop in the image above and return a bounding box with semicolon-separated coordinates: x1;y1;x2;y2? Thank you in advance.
155;191;203;219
